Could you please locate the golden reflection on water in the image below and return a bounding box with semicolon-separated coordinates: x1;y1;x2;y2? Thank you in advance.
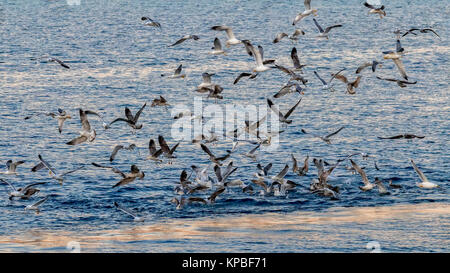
0;202;448;252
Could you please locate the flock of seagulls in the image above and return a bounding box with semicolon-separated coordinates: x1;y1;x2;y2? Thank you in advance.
2;1;443;222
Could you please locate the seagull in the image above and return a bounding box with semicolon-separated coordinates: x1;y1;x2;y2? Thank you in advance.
31;154;84;184
350;159;375;191
206;85;224;102
200;144;231;166
374;178;390;195
25;196;49;213
114;202;144;222
301;126;345;144
314;68;345;91
106;103;146;130
47;57;70;69
233;72;258;85
311;158;342;194
1;160;25;175
158;135;180;163
363;2;386;18
214;162;238;185
242;144;260;161
0;179;46;200
109;144;138;162
270;164;289;183
66;109;98;145
273;64;308;85
92;163;145;188
151;96;170;109
293;0;318;25
312;18;342;39
378;134;424;140
410;159;438;189
209;38;226;55
402;28;440;38
197;72;215;91
211;25;241;47
174;170;192;195
147;139;163;162
291;47;306;71
383;40;408;80
161;64;186;79
169;35;200;47
141;16;161;29
273;82;305;98
376;76;417;88
267;98;302;125
242;40;274;72
273;32;288;44
388;180;402;189
25;108;72;134
331;72;362;94
230;115;266;138
356;61;382;74
291;154;309;176
208;187;226;204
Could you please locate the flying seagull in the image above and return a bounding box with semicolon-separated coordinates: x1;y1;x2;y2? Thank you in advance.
200;144;231;165
161;64;186;79
242;40;274;72
378;134;424;140
350;159;375;191
312;18;342;39
331;72;362;94
109;144;138;162
0;179;46;200
291;47;306;71
147;139;163;162
293;0;318;25
66;109;97;145
1;160;25;175
273;64;308;84
291;154;309;176
356;61;382;74
410;159;438;189
376;76;417;88
273;82;305;98
31;154;84;184
25;196;49;213
158;135;180;163
211;25;241;47
141;16;161;29
314;68;345;91
169;35;200;47
402;28;440;38
106;103;146;130
363;2;386;18
301;126;345;144
197;72;216;91
92;163;145;188
25;108;72;134
48;57;70;69
233;72;258;84
151;96;170;109
114;202;144;222
209;37;226;55
267;98;302;124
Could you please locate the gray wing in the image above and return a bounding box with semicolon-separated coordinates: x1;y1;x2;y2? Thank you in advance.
314;71;327;85
326;126;345;138
22;182;46;192
283;98;302;119
37;154;57;176
32;196;49;207
291;47;301;69
267;99;285;121
66;136;88;145
79;109;91;132
61;166;85;177
324;25;342;34
392;58;408;80
275;164;289;179
0;178;16;191
410;159;428;182
110;145;124;162
174;64;183;75
350;160;370;186
114;202;138;218
313;19;324;33
213;37;222;50
304;0;312;10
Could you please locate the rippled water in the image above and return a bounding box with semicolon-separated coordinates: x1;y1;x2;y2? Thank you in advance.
0;0;449;252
